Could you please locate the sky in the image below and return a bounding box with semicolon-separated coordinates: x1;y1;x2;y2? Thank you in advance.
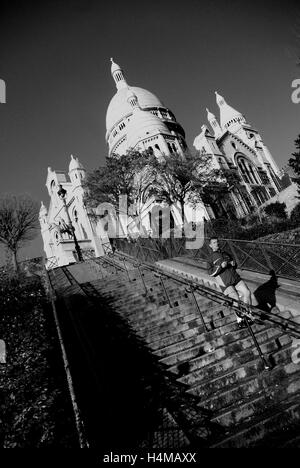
0;0;300;262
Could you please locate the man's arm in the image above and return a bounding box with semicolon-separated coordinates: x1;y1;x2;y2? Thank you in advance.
223;250;236;267
207;255;223;277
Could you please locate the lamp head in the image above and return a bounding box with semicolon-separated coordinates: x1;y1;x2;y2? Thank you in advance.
57;184;67;199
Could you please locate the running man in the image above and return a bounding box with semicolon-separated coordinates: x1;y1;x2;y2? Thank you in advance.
207;237;253;326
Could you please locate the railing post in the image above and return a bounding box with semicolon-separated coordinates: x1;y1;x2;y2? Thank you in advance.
187;286;208;332
155;273;173;309
135;263;148;295
122;256;131;282
236;300;271;371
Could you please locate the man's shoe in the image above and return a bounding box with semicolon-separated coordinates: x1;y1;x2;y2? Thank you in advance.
238;319;247;329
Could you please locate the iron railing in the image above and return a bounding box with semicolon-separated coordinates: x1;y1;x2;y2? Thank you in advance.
193;239;300;282
114;237;190;264
114;237;300;282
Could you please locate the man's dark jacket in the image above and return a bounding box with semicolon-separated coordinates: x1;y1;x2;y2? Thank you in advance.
206;249;240;290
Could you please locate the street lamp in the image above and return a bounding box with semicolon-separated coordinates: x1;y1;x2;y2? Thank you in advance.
57;184;83;262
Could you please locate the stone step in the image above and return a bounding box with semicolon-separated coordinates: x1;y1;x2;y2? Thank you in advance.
177;342;294;389
93;273;217;308
136;312;201;337
148;319;242;352
144;314;237;346
210;392;300;447
211;374;300;428
162;327;288;370
197;366;300;413
142;309;242;344
145;322;192;344
152;321;272;360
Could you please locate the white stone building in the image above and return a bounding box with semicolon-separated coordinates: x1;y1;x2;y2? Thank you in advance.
106;58;188;158
40;156;107;268
193;92;282;218
40;59;288;267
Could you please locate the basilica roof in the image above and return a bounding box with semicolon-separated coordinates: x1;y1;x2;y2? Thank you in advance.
106;86;164;133
126;104;169;149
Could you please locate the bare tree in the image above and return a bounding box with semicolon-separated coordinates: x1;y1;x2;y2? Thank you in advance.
0;194;39;272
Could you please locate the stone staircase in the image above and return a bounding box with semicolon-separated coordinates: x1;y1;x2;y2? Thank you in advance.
48;256;300;448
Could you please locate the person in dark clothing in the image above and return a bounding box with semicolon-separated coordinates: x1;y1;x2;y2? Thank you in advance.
207;237;253;325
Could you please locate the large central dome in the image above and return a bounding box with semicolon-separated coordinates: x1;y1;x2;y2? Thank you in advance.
106;86;163;132
105;59;186;157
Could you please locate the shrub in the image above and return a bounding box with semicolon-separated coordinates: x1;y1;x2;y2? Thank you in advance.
0;272;77;447
204;215;294;242
264;201;287;220
290;203;300;224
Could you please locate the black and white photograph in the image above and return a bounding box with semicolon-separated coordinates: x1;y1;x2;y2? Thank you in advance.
1;0;300;456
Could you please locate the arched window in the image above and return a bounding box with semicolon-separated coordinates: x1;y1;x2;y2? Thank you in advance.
237;160;250;184
155;144;160;151
249;166;260;184
237;155;261;186
167;143;172;153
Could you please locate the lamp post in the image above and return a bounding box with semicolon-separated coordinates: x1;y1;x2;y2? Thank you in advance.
57;184;83;262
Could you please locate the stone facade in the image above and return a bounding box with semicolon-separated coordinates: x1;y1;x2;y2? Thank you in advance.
40;60;295;267
40;156;108;268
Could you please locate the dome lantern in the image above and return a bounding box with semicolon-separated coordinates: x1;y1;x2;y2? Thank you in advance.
110;58;128;91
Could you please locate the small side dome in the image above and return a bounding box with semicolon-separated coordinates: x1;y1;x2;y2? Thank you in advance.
69;154;84;172
126;87;139;108
206;108;216;122
215;91;246;130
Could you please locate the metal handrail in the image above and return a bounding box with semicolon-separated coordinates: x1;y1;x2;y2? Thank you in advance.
114;237;300;282
110;250;300;337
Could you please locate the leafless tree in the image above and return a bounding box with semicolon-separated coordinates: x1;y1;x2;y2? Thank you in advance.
0;194;39;272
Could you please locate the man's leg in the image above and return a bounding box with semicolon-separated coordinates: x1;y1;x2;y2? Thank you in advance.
223;285;243;324
235;280;255;321
235;280;252;306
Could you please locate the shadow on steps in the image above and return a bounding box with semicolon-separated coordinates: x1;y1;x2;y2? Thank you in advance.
55;288;225;450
